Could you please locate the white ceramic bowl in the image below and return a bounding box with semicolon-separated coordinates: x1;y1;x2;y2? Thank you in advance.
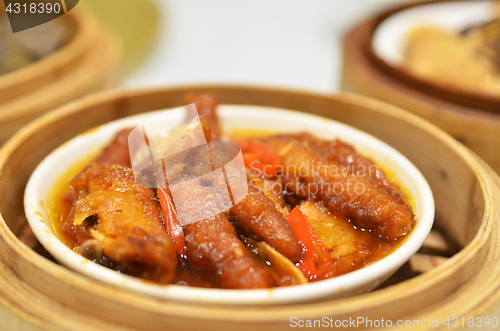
24;105;434;305
372;0;495;66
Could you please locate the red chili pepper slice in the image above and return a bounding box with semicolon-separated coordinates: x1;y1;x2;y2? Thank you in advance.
286;206;333;280
238;140;280;178
157;184;186;258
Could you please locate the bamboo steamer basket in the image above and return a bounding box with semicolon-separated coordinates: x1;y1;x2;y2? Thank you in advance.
341;0;500;174
0;86;499;330
0;4;120;144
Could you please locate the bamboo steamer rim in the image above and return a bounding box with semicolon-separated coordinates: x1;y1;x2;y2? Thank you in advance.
0;86;499;329
0;6;99;93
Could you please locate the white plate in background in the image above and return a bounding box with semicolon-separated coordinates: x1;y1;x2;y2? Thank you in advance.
372;1;495;66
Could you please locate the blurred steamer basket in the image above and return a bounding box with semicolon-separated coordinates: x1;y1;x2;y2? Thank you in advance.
0;3;120;144
342;0;500;174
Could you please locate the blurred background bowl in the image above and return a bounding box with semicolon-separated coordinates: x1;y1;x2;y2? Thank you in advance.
342;0;500;174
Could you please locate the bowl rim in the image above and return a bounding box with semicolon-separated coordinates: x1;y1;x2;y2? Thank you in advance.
24;104;435;305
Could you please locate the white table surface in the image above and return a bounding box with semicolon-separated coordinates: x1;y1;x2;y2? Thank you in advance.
124;0;402;93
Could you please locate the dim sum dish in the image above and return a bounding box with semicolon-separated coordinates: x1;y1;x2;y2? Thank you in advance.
4;86;499;329
24;94;434;305
402;20;500;96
